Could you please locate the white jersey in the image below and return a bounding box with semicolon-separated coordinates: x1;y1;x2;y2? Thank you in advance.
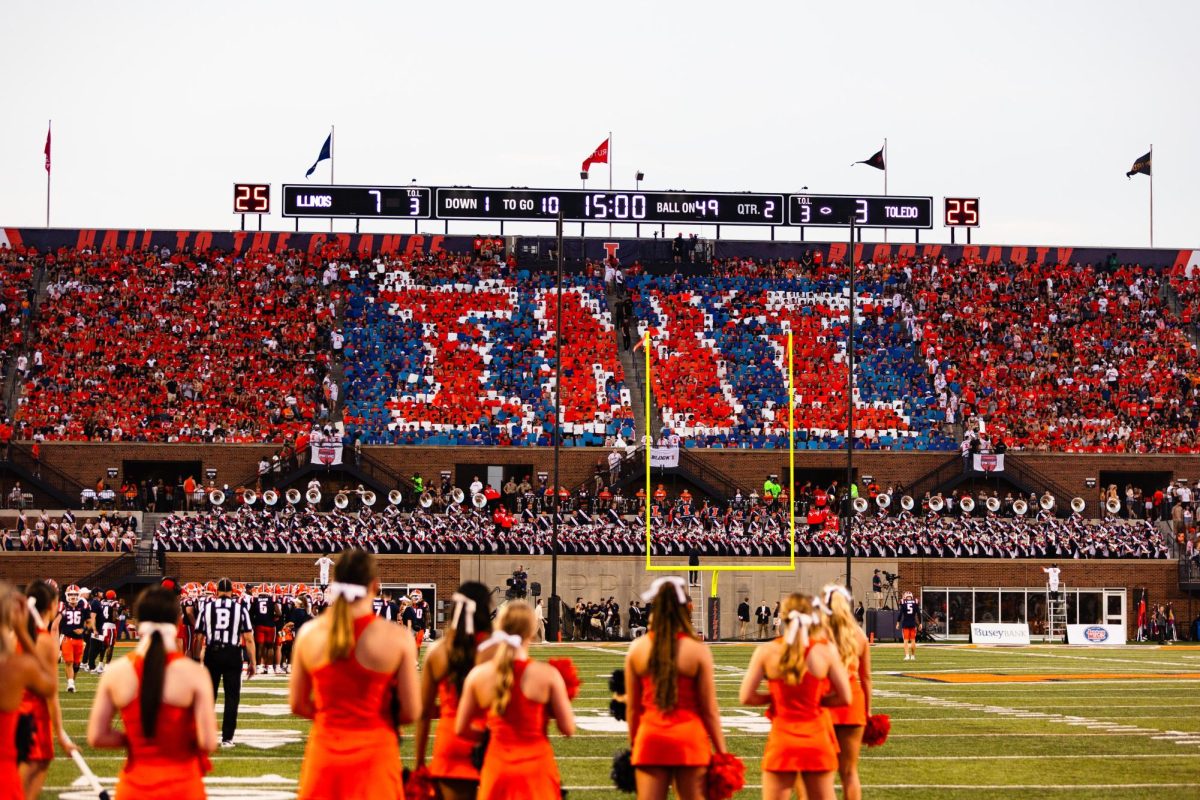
315;556;334;585
1043;566;1061;591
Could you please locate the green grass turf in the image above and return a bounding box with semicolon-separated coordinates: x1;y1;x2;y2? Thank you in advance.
42;643;1200;799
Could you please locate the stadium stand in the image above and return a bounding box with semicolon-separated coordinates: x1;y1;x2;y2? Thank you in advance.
16;246;334;442
340;255;632;446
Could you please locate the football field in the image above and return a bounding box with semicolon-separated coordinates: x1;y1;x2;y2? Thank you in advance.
44;643;1200;799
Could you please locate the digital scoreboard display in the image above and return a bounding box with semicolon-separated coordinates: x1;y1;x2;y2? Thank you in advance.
787;194;933;229
944;197;981;227
233;183;270;214
435;188;785;225
282;185;432;219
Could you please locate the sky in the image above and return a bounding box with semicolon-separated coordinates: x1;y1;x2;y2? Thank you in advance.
1;0;1196;248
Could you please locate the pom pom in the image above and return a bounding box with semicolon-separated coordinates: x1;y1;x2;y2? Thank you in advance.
610;749;636;793
404;766;436;800
549;657;581;700
470;728;490;770
705;752;746;800
608;668;626;694
863;713;891;747
609;698;627;721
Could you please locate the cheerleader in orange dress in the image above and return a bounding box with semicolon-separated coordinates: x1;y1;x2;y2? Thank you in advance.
739;593;851;800
290;549;421;800
19;580;77;800
819;584;871;800
415;582;495;800
87;586;217;800
456;600;575;800
1;582;56;800
625;576;727;800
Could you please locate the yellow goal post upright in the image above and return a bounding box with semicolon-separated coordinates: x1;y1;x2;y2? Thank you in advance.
643;329;797;603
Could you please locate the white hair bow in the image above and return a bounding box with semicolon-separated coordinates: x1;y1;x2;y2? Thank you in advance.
137;621;180;645
478;631;523;652
784;609;820;648
823;584;852;609
326;582;369;603
26;596;45;630
450;592;478;635
640;576;689;604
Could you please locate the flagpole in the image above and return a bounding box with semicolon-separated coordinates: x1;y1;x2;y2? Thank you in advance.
45;120;51;228
604;131;614;236
882;138;888;244
1149;143;1154;248
329;124;335;233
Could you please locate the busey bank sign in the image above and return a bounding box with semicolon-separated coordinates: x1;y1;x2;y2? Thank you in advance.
970;623;1031;645
1066;624;1127;646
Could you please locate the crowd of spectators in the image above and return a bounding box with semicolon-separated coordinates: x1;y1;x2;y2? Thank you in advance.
3;238;1200;454
631;270;954;449
14;244;335;442
340;252;633;446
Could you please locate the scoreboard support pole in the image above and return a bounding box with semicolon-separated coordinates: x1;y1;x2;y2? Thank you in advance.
548;208;564;643
844;215;856;595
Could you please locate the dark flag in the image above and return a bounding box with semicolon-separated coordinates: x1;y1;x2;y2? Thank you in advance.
305;133;333;178
1126;150;1152;179
853;147;885;170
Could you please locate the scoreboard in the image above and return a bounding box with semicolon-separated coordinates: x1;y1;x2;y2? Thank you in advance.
280;184;938;229
434;188;785;226
788;194;933;229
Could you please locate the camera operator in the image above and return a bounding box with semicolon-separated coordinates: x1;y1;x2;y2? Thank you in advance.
511;565;528;599
872;569;883;609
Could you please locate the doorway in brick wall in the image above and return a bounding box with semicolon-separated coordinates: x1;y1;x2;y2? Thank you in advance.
1098;470;1173;519
123;460;203;512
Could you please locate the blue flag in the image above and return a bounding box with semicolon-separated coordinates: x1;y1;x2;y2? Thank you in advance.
305;133;332;178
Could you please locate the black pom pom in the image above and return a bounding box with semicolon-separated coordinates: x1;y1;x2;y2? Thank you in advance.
611;749;636;793
608;668;626;694
470;728;491;770
609;698;627;721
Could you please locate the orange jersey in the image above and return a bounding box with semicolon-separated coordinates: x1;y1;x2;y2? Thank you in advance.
116;653;211;800
631;670;711;768
478;660;560;799
430;677;482;782
18;629;55;762
298;615;403;800
761;643;839;774
0;707;19;800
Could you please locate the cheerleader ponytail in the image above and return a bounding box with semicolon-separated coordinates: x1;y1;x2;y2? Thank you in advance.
821;583;859;670
642;577;693;711
482;601;534;717
133;586;181;737
326;549;376;661
778;593;817;685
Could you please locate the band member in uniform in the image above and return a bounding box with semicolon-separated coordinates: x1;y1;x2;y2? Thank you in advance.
197;578;256;747
1;582;57;800
251;588;280;675
819;585;871;800
457;601;575;799
624;576;727;800
739;593;850;800
19;581;77;800
59;585;90;693
290;549;420;800
86;586;218;800
415;582;494;800
897;592;921;661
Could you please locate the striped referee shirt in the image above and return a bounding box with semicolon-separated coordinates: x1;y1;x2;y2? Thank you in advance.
199;596;252;647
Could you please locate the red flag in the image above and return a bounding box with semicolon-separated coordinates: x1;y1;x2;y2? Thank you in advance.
44;124;51;173
581;137;609;173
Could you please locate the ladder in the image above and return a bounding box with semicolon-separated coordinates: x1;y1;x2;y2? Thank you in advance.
690;582;706;640
1046;583;1067;642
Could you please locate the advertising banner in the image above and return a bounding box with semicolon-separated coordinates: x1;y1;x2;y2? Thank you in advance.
1066;624;1127;645
970;623;1031;645
650;447;680;469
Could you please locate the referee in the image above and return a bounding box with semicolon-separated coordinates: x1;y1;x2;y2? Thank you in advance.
198;577;255;748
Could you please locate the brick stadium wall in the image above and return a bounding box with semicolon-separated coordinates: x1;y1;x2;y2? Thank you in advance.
34;444;1200;498
3;552;1193;640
